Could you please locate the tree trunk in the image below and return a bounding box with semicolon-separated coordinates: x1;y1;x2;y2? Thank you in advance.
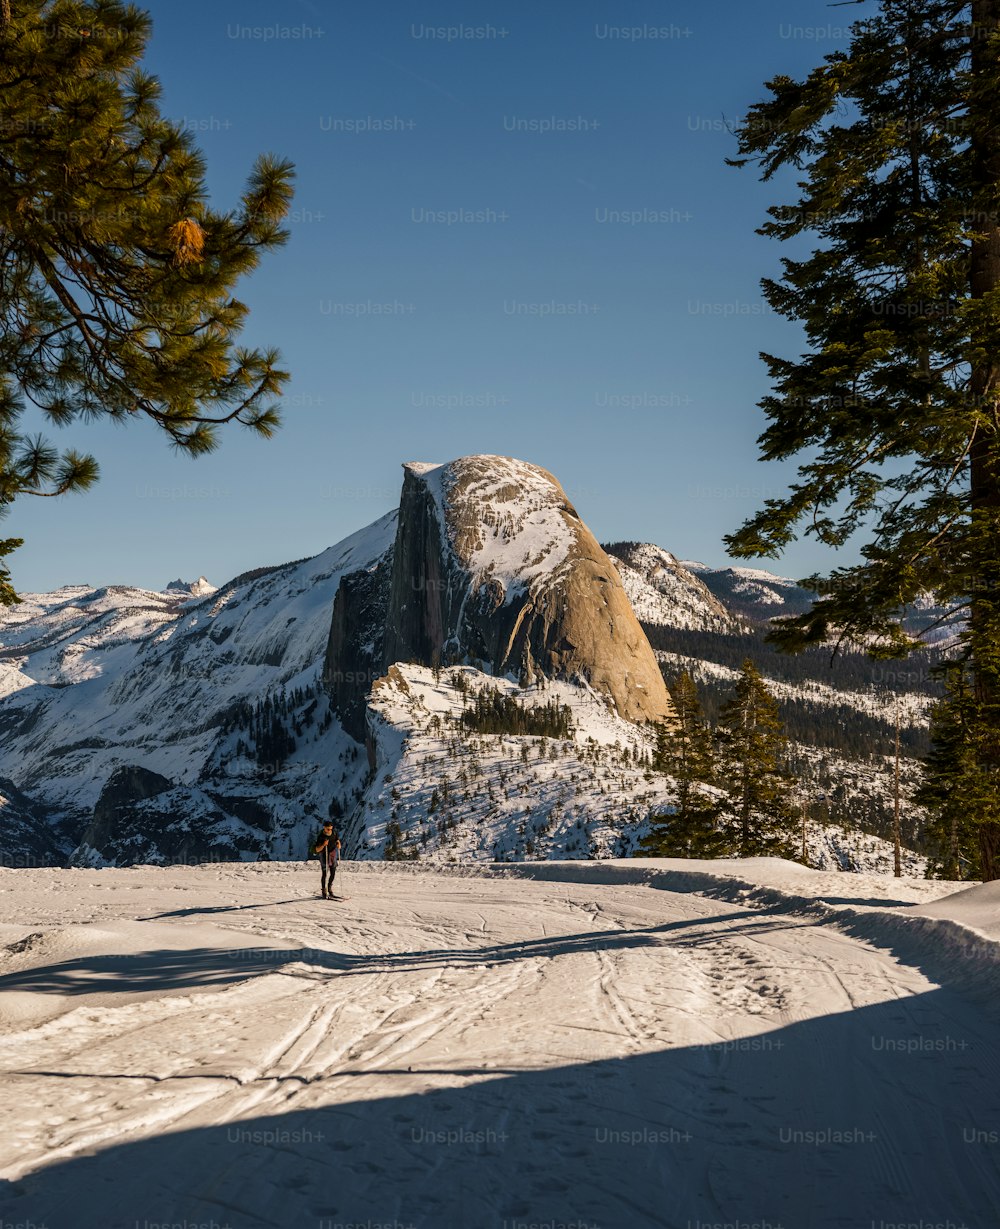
948;809;960;879
969;0;1000;880
893;705;902;877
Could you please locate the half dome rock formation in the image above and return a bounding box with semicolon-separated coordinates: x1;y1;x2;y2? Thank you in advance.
325;455;675;734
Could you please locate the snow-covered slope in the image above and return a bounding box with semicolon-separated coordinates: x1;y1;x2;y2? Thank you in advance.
359;662;665;862
0;513;398;859
603;541;737;631
0;583;195;687
353;661;925;874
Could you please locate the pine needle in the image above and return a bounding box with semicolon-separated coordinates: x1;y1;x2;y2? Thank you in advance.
168;217;206;266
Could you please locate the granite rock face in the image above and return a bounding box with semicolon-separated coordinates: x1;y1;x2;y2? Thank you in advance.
326;456;675;727
0;776;67;868
72;766;267;866
323;548;393;741
80;766;174;854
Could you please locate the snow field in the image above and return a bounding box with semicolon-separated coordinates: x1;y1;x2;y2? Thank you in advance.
0;860;998;1228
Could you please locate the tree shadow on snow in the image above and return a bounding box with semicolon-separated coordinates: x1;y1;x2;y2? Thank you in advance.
2;988;1000;1229
0;911;802;996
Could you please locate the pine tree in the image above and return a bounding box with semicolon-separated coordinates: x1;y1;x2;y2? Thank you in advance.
639;673;725;858
725;1;1000;878
0;1;294;603
715;660;799;858
383;819;405;861
916;661;991;878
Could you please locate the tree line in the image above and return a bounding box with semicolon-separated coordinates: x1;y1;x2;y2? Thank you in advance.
646;661;981;880
639;662;803;861
459;687;573;739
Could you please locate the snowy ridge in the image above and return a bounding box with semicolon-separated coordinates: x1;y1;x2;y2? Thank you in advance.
0;584;194;686
604;542;738;631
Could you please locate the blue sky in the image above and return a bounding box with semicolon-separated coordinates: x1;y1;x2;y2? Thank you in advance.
10;0;873;592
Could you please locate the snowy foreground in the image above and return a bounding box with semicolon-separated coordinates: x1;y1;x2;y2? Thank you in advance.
1;859;999;1229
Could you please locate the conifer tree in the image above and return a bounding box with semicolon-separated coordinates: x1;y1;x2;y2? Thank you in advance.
726;1;1000;877
715;660;798;858
639;672;724;858
915;662;990;877
0;1;294;603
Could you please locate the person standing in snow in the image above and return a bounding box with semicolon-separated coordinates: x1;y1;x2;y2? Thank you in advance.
313;820;341;899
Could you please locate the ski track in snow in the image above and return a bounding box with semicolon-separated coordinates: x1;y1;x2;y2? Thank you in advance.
0;861;998;1229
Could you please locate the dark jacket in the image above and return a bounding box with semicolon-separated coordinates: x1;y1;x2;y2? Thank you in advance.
313;830;341;865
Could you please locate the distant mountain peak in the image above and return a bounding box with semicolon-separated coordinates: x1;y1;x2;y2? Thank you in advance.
164;576;216;597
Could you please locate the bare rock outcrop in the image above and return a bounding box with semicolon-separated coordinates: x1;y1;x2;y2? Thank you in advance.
326;455;674;729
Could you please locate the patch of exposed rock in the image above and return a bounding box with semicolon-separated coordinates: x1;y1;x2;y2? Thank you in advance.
0;777;67;868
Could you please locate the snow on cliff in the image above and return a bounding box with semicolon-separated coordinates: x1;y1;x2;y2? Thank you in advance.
406;455;575;602
0;512;398;820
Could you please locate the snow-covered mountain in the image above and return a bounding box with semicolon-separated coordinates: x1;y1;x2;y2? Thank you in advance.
679;561;820;624
0;454;940;872
0;514;399;864
603;542;737;631
325;456;674;736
